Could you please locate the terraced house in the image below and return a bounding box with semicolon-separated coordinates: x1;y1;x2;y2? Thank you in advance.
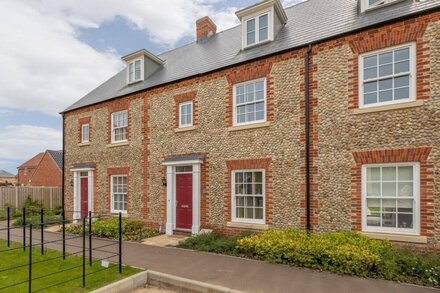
62;0;440;249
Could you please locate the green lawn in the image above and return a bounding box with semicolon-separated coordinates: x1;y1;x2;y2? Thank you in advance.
0;240;141;292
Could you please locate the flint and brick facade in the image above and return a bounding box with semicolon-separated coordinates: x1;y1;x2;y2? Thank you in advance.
64;9;440;248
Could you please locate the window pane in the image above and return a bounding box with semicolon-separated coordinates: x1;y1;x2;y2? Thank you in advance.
378;90;392;102
247;32;255;45
398;213;413;229
135;60;141;80
382;199;396;212
237;207;244;218
398;166;413;181
379;52;393;65
379;64;392;77
246;19;255;45
394;48;409;61
367;167;380;181
382;213;396;227
394;75;409;88
394;87;409;100
366;199;380;227
364;55;377;68
382;167;396;181
255;208;263;219
394;61;409;74
259;27;268;41
397;199;413;213
255;197;263;207
382;182;396;196
367;182;380;196
364;68;377;80
379;79;392;91
398;182;413;197
364;93;377;105
364;81;377;93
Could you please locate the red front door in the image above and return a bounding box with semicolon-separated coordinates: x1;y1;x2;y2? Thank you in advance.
80;177;88;219
176;173;192;229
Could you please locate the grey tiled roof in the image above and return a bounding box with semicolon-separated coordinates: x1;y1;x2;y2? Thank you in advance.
63;0;440;113
48;150;63;170
0;170;15;178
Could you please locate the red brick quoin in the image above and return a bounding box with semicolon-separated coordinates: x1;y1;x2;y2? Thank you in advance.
173;91;198;129
351;147;433;236
107;167;130;214
224;158;273;228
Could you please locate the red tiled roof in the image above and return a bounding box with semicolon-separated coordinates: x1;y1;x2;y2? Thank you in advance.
18;152;44;168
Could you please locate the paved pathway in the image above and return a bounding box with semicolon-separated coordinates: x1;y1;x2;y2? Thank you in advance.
0;225;438;293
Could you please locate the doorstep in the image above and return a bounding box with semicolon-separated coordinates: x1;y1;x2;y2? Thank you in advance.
142;234;188;247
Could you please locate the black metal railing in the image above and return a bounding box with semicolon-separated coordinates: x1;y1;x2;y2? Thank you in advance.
0;207;123;292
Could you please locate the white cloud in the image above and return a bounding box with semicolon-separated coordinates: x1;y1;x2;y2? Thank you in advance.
0;125;61;163
0;0;243;116
0;0;307;116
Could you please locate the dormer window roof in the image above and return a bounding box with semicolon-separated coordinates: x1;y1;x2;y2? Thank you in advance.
122;49;164;85
360;0;405;13
236;0;287;50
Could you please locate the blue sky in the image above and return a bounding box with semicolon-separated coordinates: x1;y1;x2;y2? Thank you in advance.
0;0;303;174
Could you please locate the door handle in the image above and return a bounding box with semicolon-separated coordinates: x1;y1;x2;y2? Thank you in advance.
181;205;189;208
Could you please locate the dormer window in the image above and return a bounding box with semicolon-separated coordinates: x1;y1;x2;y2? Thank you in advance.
128;59;143;83
122;49;164;85
236;0;287;50
361;0;404;13
246;13;269;47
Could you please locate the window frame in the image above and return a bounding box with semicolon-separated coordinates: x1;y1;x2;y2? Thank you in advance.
81;123;90;143
358;42;416;109
110;175;128;214
232;78;267;127
127;57;144;84
111;110;128;144
178;101;193;128
361;0;404;13
361;162;420;235
231;169;266;224
242;10;272;49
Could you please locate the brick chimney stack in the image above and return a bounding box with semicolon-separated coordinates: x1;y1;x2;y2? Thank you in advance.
196;16;217;42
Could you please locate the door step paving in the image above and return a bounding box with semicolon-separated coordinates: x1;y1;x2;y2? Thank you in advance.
142;234;188;247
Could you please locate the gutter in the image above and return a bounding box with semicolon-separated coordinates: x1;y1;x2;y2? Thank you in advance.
304;44;312;234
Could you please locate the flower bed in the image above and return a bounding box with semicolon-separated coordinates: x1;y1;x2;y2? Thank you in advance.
178;229;440;287
66;217;158;242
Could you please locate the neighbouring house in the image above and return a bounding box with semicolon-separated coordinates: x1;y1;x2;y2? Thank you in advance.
0;170;17;186
62;0;440;249
17;150;63;187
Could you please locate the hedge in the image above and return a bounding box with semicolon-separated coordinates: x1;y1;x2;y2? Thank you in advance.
179;229;440;287
65;217;157;242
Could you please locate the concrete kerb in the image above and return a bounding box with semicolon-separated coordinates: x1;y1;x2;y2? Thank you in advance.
92;270;244;293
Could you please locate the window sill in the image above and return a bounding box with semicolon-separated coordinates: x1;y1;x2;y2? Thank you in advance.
111;212;128;217
107;141;129;148
78;142;90;147
353;100;424;114
361;232;427;244
174;126;196;133
228;121;270;132
227;221;268;230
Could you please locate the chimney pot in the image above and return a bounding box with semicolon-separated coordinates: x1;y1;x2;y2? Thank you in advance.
196;16;217;42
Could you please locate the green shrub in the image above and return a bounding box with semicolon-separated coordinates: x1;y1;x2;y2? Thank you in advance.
13;213;62;227
177;232;248;256
236;229;440;287
65;218;157;242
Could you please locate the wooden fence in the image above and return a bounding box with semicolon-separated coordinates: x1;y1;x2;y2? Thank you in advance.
0;186;62;211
